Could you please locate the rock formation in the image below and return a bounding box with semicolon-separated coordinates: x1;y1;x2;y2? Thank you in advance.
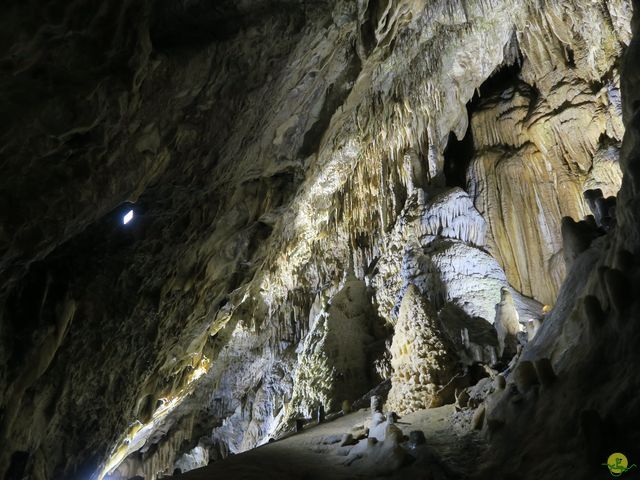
386;284;460;415
494;288;521;359
288;274;373;418
0;0;636;479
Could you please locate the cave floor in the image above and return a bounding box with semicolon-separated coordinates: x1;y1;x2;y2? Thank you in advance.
173;405;485;480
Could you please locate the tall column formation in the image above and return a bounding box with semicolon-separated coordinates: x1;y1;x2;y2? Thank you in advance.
473;4;640;478
386;284;460;415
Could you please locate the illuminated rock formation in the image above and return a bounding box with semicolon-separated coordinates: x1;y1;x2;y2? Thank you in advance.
288;274;373;417
386;284;460;415
0;0;635;479
494;287;522;359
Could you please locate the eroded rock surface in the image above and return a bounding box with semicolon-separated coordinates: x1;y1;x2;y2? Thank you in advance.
386;284;460;415
288;274;374;418
0;0;634;479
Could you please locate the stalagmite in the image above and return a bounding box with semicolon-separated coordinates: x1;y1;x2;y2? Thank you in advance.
288;274;373;417
386;285;460;415
494;288;521;359
0;0;636;478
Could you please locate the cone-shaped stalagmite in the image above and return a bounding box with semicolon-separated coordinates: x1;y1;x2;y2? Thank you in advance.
386;284;460;415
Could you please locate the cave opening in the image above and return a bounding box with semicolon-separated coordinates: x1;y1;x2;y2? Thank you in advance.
443;124;474;189
473;60;523;101
443;61;524;189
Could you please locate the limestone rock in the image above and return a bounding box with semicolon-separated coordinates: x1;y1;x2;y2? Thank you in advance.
386;285;460;415
0;0;634;478
468;78;624;305
408;430;426;447
288;275;373;417
561;216;601;270
374;189;542;329
494;288;522;359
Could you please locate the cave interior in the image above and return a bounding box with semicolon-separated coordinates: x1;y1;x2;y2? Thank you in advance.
1;1;640;479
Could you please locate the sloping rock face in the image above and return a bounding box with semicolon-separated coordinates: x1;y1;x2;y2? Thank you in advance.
0;0;633;479
466;1;628;305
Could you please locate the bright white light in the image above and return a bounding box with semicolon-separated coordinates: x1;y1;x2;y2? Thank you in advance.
122;210;134;225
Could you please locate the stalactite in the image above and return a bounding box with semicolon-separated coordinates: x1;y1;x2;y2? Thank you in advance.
5;0;631;478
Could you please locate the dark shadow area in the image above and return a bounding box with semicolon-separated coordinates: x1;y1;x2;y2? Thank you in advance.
299;50;362;158
472;61;523;102
444;60;525;189
150;0;306;49
443;128;474;189
4;452;28;480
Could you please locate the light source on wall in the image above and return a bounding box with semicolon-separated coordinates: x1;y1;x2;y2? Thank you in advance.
122;209;134;225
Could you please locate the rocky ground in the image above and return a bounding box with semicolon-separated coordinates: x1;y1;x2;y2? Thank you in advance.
174;404;483;480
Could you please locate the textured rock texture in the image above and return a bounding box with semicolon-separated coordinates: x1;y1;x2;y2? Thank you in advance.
386;284;460;414
469;6;640;478
494;288;521;359
288;274;374;417
467;0;628;304
0;0;634;479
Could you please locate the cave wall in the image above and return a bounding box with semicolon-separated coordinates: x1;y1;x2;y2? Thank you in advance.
0;1;632;479
469;3;640;476
467;13;626;303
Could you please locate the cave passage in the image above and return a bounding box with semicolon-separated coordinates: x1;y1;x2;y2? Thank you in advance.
443;61;525;190
0;2;637;480
443;127;474;189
